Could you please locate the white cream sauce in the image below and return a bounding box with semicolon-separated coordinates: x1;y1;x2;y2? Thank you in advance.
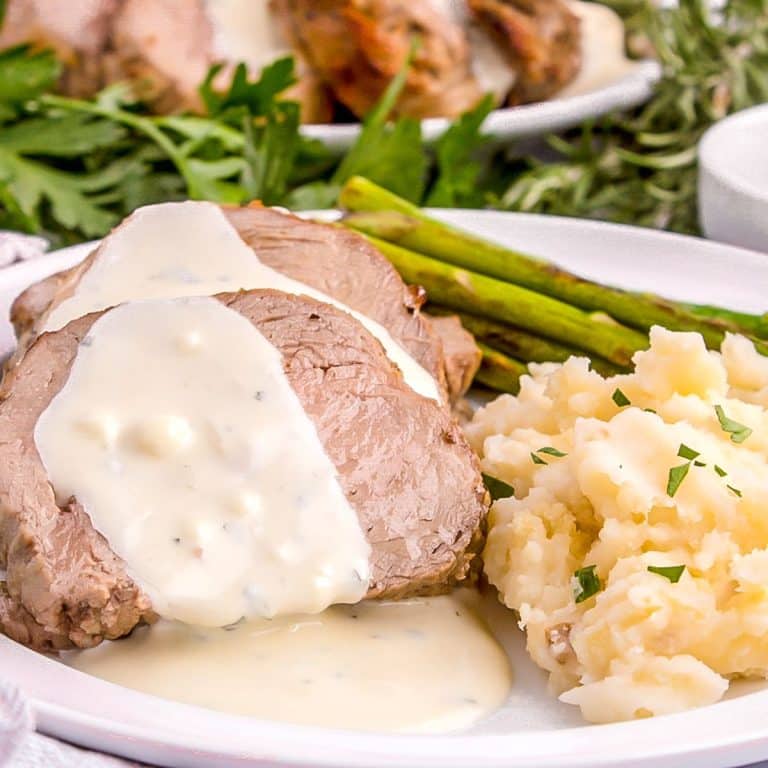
204;0;291;73
42;202;440;403
430;0;517;103
432;0;635;103
557;1;637;98
35;298;371;626
66;593;513;734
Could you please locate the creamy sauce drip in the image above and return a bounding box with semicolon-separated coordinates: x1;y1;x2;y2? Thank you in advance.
204;0;291;72
66;594;513;734
557;1;637;97
35;298;371;625
43;202;440;403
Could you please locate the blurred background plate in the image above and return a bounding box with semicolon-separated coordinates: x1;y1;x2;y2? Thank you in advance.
302;60;661;151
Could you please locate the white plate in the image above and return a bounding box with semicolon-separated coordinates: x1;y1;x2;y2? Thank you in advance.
300;61;661;152
1;211;768;768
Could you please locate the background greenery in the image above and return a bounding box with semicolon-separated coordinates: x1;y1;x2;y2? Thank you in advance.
0;0;766;245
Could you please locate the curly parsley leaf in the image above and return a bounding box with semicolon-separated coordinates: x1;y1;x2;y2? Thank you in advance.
0;45;60;109
200;58;296;118
426;93;494;207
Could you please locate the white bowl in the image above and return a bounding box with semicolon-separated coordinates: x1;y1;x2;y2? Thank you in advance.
698;104;768;253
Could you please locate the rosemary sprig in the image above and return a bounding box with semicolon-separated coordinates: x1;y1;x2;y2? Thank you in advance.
497;0;768;234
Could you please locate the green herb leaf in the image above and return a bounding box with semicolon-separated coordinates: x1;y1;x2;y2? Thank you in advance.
531;452;548;465
537;446;567;458
694;460;706;467
666;461;691;498
241;101;301;205
426;94;494;207
573;565;601;603
200;58;296;118
0;45;60;107
612;388;631;407
727;485;743;497
332;42;427;201
714;465;728;477
677;444;700;461
648;564;685;583
644;408;658;414
482;473;515;501
714;405;752;444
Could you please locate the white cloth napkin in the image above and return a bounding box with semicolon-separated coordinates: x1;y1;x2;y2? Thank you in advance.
0;233;48;269
0;681;141;768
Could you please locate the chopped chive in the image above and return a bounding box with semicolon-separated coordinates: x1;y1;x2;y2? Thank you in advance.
612;388;631;407
677;444;700;461
667;462;691;497
714;465;728;477
727;485;743;497
714;405;752;444
648;565;685;583
694;460;706;467
644;408;657;414
482;473;515;501
573;565;601;603
531;452;548;465
537;446;567;458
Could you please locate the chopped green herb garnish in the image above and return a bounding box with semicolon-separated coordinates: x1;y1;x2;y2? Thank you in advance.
531;452;548;465
482;473;515;501
714;405;752;444
648;564;685;583
644;408;657;414
694;460;706;467
677;444;700;461
727;485;743;497
537;446;567;458
612;388;631;407
666;462;691;498
573;565;601;604
714;465;728;477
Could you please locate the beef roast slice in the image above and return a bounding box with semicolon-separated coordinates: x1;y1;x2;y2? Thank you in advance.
428;315;482;401
9;206;476;400
0;290;487;651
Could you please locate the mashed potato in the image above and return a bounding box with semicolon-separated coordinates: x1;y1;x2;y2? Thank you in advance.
467;327;768;723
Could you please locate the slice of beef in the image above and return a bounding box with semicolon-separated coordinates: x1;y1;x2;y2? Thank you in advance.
0;0;121;97
10;205;478;401
0;290;488;651
109;0;333;120
467;0;581;103
271;0;483;120
428;315;482;401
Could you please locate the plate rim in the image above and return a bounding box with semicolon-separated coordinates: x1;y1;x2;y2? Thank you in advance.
299;61;661;151
2;210;768;768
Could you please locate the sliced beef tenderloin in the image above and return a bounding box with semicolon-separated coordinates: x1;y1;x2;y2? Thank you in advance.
0;289;488;651
428;315;482;402
10;205;477;401
468;0;581;104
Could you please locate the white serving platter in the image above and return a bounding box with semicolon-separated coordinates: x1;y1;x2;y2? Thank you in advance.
1;210;767;768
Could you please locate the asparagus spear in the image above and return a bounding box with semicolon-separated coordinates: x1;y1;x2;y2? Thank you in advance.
433;309;624;376
339;176;760;347
684;304;768;340
475;344;526;394
363;234;648;366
